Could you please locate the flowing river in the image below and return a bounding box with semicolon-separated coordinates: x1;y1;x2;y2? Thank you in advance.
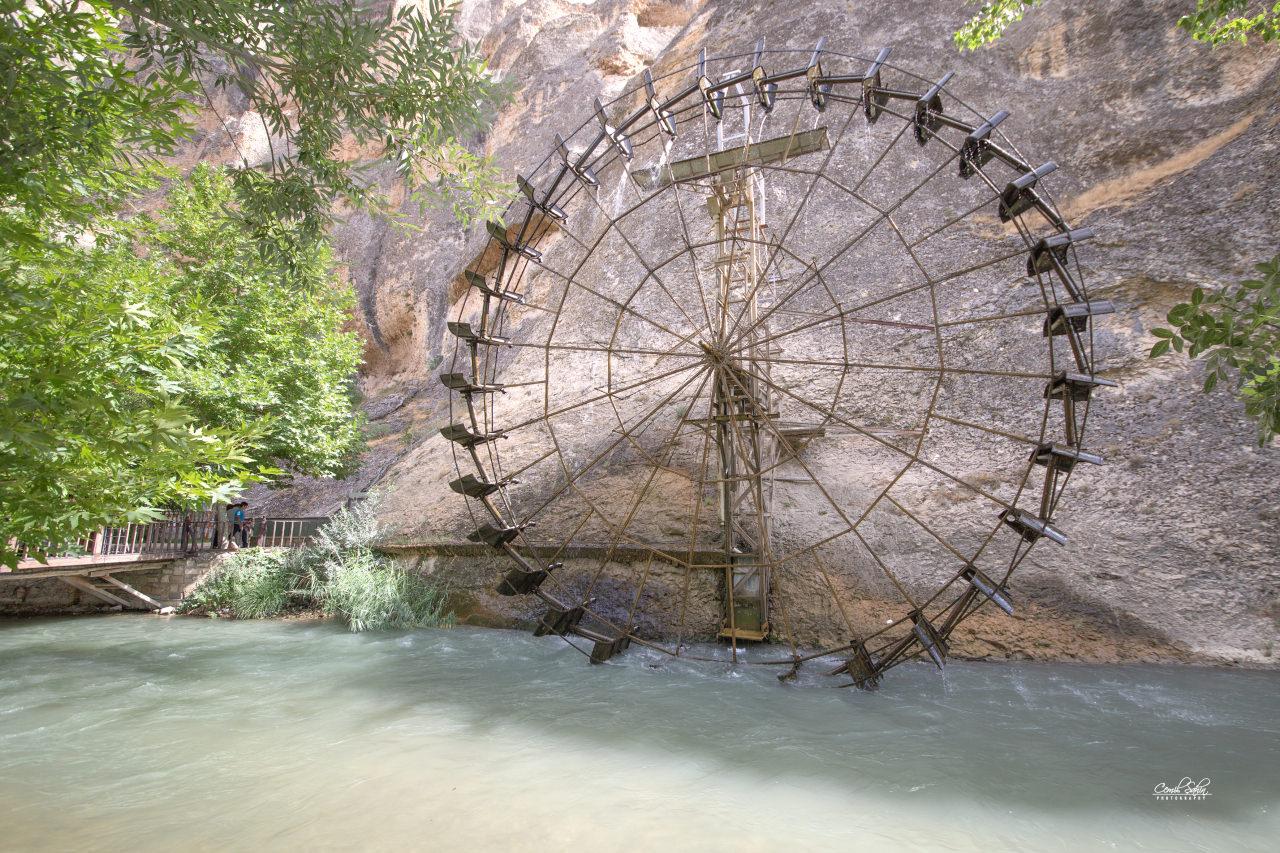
1;616;1276;852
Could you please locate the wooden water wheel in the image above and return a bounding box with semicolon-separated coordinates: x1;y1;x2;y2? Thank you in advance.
440;41;1111;688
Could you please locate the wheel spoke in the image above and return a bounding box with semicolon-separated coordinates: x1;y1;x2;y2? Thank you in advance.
519;366;709;525
730;142;961;347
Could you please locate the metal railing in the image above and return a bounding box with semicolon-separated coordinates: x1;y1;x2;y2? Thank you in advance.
9;512;329;570
256;517;328;548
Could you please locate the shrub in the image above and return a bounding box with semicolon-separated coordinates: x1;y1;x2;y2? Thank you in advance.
309;497;453;632
180;548;302;618
182;497;452;632
319;547;453;633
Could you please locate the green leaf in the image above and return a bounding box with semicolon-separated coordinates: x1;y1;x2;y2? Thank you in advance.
953;0;1043;50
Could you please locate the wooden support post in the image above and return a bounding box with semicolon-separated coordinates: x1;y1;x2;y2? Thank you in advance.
101;574;162;611
60;575;131;608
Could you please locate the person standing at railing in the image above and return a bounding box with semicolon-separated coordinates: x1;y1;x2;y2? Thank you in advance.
231;502;249;549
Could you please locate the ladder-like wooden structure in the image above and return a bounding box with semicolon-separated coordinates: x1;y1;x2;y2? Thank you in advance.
707;169;778;643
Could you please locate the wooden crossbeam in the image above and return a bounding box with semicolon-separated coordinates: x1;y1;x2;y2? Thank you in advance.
101;574;162;610
59;576;131;608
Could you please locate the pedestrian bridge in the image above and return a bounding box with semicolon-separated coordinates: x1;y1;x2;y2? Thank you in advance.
2;513;326;610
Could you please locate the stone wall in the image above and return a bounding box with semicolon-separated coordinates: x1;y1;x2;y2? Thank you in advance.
0;551;237;616
0;577;109;616
129;552;234;605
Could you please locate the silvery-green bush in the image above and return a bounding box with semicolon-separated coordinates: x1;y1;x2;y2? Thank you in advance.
182;497;451;631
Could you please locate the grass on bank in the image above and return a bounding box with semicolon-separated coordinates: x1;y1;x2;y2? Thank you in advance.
181;499;452;632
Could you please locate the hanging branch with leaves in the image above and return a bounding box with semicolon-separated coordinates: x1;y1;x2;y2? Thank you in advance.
116;0;512;242
1151;257;1280;445
954;0;1280;50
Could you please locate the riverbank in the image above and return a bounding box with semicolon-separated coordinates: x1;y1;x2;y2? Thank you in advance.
4;602;1272;673
385;546;1278;670
4;498;1268;669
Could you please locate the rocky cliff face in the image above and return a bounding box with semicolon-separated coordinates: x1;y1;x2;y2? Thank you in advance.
247;0;1280;667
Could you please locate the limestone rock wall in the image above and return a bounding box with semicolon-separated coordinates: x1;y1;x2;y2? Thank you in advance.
250;0;1280;666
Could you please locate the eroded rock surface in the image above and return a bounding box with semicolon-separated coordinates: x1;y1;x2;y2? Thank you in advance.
249;0;1280;667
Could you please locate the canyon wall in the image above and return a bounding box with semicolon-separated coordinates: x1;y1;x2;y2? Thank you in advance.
245;0;1280;666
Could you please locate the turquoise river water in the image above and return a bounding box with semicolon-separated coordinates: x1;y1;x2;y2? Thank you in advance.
0;615;1276;852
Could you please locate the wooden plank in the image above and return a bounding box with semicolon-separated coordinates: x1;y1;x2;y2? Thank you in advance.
629;128;831;191
379;540;724;566
0;559;171;582
101;574;162;610
59;576;131;608
671;127;830;183
13;551;177;571
718;626;769;642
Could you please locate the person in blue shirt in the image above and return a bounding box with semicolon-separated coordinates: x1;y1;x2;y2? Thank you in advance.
231;502;249;548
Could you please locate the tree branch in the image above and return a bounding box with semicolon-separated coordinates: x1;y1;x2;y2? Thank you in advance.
110;0;288;72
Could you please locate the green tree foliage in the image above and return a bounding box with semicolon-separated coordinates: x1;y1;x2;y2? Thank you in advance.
954;0;1280;50
1152;257;1280;445
2;0;508;250
0;1;194;250
1;239;262;565
1;168;365;567
116;0;510;237
2;1;504;565
136;167;366;476
953;0;1042;51
1177;0;1280;44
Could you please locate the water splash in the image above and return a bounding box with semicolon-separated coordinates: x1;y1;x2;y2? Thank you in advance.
653;137;674;176
609;162;631;218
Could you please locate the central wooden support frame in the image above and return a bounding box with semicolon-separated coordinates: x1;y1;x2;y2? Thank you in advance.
707;168;778;643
